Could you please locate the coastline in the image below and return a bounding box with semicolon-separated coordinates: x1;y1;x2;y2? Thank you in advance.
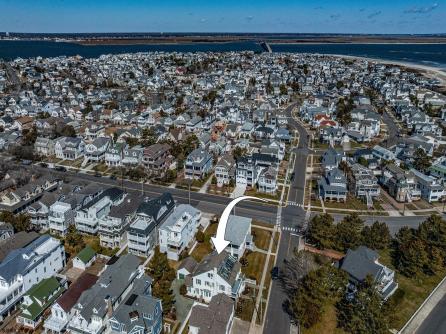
328;54;446;88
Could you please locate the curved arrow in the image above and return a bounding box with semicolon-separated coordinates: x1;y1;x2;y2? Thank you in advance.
211;196;267;253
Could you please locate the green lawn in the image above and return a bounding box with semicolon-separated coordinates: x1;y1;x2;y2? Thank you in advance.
252;227;272;251
379;249;446;330
241;251;267;283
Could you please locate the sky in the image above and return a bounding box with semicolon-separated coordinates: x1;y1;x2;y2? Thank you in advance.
0;0;445;34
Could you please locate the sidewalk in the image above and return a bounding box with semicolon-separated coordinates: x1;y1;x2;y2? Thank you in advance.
400;275;446;334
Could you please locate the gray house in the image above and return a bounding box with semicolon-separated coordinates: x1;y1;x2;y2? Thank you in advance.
318;168;347;202
185;148;213;180
338;246;398;300
224;215;253;259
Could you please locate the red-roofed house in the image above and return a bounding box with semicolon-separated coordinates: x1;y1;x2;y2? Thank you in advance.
44;273;98;333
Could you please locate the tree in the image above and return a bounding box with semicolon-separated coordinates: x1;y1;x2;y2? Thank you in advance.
279;84;288;95
413;148;431;172
281;251;318;295
335;213;364;252
60;125;76;138
361;221;391;250
289;265;347;329
22;126;38;146
307;214;336;249
392;227;429;276
147;247;176;314
211;175;217;185
357;156;368;167
65;224;85;255
266;81;273;95
337;277;389;334
0;211;31;232
336;98;353;126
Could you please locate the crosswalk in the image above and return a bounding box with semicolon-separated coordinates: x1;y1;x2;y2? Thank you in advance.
287;201;303;207
281;226;300;233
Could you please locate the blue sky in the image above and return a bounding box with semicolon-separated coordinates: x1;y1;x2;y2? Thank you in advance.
0;0;445;34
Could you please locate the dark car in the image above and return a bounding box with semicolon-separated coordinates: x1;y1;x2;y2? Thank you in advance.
54;166;67;172
271;266;280;280
110;175;117;180
38;162;48;168
290;172;295;181
94;172;101;177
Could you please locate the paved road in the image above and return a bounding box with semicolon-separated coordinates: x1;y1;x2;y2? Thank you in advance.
26;164;279;223
264;103;308;334
381;110;400;148
416;294;446;334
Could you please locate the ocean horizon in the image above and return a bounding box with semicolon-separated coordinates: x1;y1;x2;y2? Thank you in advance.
1;40;446;70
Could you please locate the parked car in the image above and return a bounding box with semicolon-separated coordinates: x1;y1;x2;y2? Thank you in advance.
271;266;280;280
54;166;67;172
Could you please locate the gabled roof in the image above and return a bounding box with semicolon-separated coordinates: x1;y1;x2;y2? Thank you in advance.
75;246;96;264
56;273;98;312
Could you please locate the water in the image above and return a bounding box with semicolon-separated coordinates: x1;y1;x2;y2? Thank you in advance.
1;40;446;69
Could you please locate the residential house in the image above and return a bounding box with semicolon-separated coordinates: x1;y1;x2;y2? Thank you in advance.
127;193;175;257
84;137;111;163
143;143;172;177
224;215;252;259
348;163;380;206
411;169;446;203
16;277;67;329
73;246;97;271
318;168;348;202
99;194;142;249
108;275;163;334
321;148;345;171
0;223;13;242
380;164;420;202
54;137;85;161
188;293;234;334
183;251;245;303
0;234;66;322
34;137;55;156
105;142;125;167
338;246;398;300
215;154;235;187
185;149;213;180
67;254;143;334
236;153;278;190
44;273;98;334
159;204;201;261
75;187;125;235
122;146;143;167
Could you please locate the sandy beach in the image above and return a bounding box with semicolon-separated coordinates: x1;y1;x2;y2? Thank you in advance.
328;54;446;89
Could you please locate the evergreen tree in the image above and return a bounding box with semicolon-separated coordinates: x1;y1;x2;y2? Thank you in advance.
147;247;176;314
335;213;364;252
361;221;391;250
337;277;389;334
392;227;429;276
307;213;336;249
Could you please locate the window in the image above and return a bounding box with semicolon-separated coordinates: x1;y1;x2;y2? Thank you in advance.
196;279;201;285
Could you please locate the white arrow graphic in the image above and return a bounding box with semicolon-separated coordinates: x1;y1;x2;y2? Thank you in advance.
211;196;267;254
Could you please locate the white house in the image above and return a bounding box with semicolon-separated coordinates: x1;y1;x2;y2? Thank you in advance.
44;273;98;334
159;204;201;261
72;246;97;271
224;215;253;259
0;234;66;322
182;251;245;303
